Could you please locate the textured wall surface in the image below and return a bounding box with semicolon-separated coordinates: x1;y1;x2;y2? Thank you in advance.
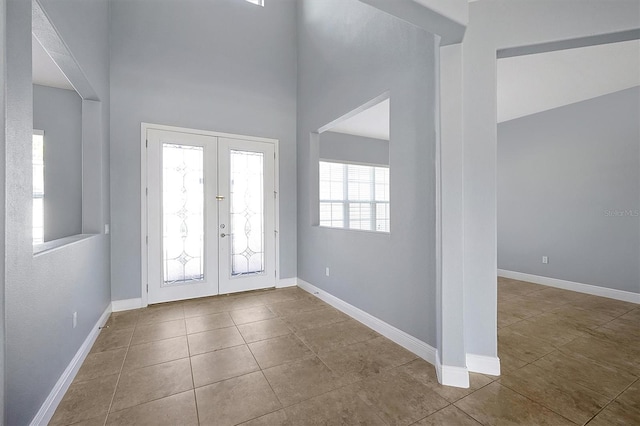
498;87;640;293
0;0;6;420
462;0;640;359
319;131;389;166
33;84;82;241
297;0;438;345
5;0;111;423
109;0;298;300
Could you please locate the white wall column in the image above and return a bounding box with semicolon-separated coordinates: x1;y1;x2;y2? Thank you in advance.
436;42;469;387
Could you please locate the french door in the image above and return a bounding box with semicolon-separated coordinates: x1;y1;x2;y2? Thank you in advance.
146;128;276;304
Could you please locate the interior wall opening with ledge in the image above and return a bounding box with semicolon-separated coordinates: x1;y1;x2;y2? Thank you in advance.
296;0;438;358
5;1;112;424
31;0;104;254
32;41;83;242
312;93;390;233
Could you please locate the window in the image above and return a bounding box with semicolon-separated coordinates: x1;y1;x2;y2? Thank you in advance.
319;161;389;232
245;0;264;6
33;130;44;244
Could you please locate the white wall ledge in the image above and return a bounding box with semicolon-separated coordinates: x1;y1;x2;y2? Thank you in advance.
33;233;100;257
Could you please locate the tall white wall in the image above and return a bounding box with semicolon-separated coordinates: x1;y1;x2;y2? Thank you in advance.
0;0;6;420
297;0;438;345
4;0;111;424
109;0;298;301
462;0;640;361
498;87;640;294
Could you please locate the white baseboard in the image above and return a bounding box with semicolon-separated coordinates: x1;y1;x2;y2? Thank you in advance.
466;353;501;376
30;304;112;426
498;269;640;304
111;297;144;312
435;353;470;388
297;279;437;365
276;277;298;288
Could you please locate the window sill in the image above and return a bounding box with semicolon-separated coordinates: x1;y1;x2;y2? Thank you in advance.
33;233;100;257
317;225;390;235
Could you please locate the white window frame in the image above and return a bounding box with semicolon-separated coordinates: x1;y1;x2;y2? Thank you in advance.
319;160;390;233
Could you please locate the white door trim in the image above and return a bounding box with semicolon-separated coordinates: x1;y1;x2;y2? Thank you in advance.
140;122;280;307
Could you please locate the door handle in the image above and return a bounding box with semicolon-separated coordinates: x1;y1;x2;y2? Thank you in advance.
216;195;225;201
220;233;232;238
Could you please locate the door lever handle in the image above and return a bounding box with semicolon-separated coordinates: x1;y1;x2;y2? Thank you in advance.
216;195;225;201
221;233;232;238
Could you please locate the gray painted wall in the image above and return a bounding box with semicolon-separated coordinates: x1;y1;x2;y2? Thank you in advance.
109;0;298;301
297;0;438;345
33;84;82;241
0;0;6;420
498;87;640;294
5;0;111;424
319;131;389;166
461;0;640;360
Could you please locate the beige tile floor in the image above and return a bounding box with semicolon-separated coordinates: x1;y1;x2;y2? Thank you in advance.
50;280;640;425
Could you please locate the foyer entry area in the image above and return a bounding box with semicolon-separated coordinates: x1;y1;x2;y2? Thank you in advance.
51;281;639;425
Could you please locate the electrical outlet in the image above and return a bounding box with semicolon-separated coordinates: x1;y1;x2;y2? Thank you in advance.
542;256;548;264
72;312;78;329
325;267;330;277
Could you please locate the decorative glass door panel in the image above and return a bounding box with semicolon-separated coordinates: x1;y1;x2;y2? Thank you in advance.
219;138;275;294
162;144;205;284
147;128;276;304
230;150;265;276
147;129;218;304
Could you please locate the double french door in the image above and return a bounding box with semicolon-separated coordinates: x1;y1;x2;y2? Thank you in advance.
146;128;276;304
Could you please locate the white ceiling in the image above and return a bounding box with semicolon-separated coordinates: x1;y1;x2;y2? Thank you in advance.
32;33;75;91
329;98;390;141
498;39;640;123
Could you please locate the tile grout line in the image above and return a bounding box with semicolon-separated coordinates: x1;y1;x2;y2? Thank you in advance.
268;298;392;413
416;404;480;426
128;317;187;346
262;299;389;418
451;400;490;426
499;282;640;424
498;336;608;424
184;309;201;426
258;298;320;410
243;294;372;415
235;293;347;423
493;379;580;425
234;290;348;421
102;312;194;419
497;301;638;424
102;312;139;425
502;315;640;414
583;376;639;425
65;286;637;425
234;309;288;423
58;291;322;424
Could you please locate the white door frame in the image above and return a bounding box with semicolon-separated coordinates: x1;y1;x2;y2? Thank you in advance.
140;122;280;307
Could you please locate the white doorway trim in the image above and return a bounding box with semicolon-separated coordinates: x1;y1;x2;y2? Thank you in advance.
140;122;280;307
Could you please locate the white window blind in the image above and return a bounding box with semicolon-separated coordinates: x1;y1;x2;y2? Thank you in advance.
319;161;389;232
